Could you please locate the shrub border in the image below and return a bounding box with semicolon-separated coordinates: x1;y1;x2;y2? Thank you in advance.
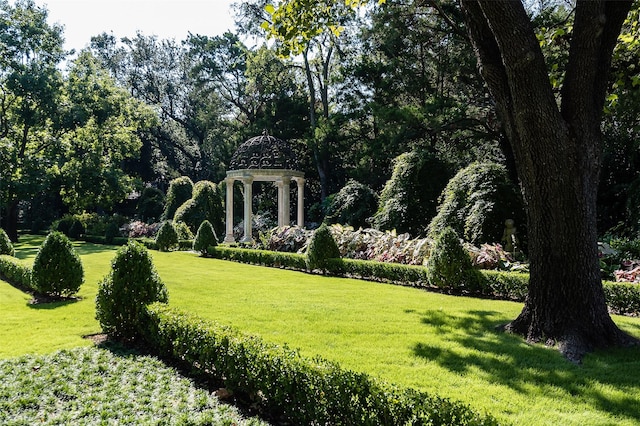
142;302;497;426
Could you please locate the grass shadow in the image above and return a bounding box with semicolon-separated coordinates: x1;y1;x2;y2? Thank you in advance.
28;296;81;309
412;309;640;422
13;234;121;260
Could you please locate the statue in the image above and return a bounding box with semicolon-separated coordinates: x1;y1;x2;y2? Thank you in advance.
501;219;518;253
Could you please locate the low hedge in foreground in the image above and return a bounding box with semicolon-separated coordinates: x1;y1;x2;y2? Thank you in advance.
212;246;307;270
142;303;497;426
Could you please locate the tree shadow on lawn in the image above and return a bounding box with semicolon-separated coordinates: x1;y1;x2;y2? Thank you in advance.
13;235;119;260
412;309;640;422
27;296;80;309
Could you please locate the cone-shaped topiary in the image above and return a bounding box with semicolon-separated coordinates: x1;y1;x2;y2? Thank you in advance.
306;223;341;271
32;232;84;297
96;240;168;341
193;220;218;256
426;227;479;291
0;228;14;256
155;221;179;251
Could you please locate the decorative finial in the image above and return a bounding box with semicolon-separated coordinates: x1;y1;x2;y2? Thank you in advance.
262;129;269;136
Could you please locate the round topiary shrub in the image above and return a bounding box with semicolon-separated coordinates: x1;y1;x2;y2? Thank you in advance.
161;176;194;221
373;151;452;237
325;180;378;229
426;227;478;291
96;240;168;341
155;221;179;252
428;162;526;247
193;220;218;256
32;232;84;297
0;228;14;256
306;223;341;271
174;221;194;240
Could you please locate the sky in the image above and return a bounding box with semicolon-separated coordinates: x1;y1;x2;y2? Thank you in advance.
34;0;238;53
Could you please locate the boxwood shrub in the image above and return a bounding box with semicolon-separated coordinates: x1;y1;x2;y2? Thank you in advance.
142;303;497;426
0;228;14;256
0;255;32;289
31;232;84;297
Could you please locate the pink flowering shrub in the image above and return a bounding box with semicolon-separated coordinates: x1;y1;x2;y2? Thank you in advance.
123;221;161;238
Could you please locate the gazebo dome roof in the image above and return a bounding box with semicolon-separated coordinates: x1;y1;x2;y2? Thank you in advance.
229;132;299;171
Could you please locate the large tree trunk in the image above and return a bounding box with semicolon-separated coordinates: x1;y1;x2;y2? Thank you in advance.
460;0;637;361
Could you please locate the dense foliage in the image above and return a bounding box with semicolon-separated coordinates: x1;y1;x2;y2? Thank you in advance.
161;177;194;221
373;151;452;237
0;229;14;256
324;179;378;229
31;232;84;297
95;241;168;341
426;227;479;291
173;180;224;237
428;162;525;247
136;187;165;222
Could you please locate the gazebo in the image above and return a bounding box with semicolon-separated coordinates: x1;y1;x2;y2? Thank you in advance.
223;132;305;243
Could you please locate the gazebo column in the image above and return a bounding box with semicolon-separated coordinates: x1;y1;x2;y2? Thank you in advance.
277;177;291;227
224;178;235;243
295;177;305;227
241;177;254;243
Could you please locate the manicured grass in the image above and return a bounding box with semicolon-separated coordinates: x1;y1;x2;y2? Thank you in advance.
0;345;268;425
0;235;115;358
2;237;640;425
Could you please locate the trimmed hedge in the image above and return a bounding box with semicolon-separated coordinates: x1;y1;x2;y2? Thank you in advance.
211;246;640;316
0;255;32;289
212;246;307;270
142;303;497;426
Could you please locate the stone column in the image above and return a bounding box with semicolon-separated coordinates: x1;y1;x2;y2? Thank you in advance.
241;177;254;244
296;177;305;227
278;177;291;227
224;177;235;243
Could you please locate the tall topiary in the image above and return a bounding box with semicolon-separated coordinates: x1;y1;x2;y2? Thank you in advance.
155;221;179;251
372;151;452;237
32;232;84;297
426;227;479;291
0;228;14;256
96;240;168;341
193;220;218;256
324;180;378;229
428;162;526;247
173;180;224;237
161;176;193;221
306;223;341;271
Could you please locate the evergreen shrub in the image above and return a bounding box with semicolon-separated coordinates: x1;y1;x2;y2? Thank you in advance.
155;221;179;252
0;255;32;289
161;176;193;221
53;215;85;239
142;303;497;426
104;221;121;244
173;221;194;240
193;220;217;256
325;180;378;229
373;151;452;236
428;162;525;247
426;227;479;291
31;232;84;297
174;180;224;237
306;223;341;271
0;228;14;256
96;241;168;341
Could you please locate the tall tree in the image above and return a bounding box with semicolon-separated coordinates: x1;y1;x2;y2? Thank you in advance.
0;0;65;241
265;0;639;360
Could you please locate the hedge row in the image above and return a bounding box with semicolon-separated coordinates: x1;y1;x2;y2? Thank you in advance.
142;302;497;426
211;246;308;270
0;255;32;290
211;246;640;316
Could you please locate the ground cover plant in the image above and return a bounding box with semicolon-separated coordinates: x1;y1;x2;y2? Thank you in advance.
2;237;640;425
0;345;268;425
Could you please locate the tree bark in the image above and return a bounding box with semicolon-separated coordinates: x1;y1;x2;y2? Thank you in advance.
460;0;638;361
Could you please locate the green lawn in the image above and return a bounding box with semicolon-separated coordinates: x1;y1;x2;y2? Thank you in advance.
2;237;640;425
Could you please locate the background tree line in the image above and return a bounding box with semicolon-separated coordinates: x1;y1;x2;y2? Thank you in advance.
1;0;638;249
